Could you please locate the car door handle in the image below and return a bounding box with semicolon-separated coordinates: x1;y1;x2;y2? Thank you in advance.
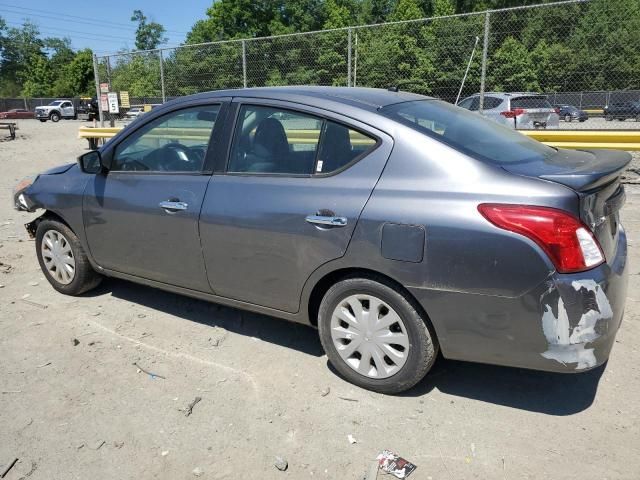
159;200;188;212
305;215;348;227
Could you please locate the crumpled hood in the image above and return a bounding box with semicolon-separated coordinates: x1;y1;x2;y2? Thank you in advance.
41;162;76;175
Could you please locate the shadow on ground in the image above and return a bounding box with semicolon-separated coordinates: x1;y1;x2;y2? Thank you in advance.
91;278;604;416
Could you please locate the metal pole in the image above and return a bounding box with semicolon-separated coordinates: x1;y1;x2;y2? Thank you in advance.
159;50;166;103
242;40;247;88
353;32;358;88
456;36;479;105
478;12;490;113
106;56;112;87
92;54;104;127
347;28;352;87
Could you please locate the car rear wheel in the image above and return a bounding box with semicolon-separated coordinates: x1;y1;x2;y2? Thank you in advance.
50;112;60;122
564;114;572;122
36;219;101;295
318;276;437;394
39;119;47;123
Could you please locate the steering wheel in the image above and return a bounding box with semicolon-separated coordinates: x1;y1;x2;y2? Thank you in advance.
120;159;149;171
147;142;195;171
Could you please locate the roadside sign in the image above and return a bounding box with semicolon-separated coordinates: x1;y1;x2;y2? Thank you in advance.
120;91;130;109
100;94;108;111
100;83;109;93
107;92;119;114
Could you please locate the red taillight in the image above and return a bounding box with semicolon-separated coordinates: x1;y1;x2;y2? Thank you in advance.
500;108;525;118
478;204;605;273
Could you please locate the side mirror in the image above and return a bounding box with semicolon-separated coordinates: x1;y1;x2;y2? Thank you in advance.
78;150;105;174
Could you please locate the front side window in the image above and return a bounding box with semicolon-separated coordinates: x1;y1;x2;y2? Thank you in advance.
380;100;556;165
112;105;220;172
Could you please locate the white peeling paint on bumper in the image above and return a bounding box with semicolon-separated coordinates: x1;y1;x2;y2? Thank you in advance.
541;279;613;370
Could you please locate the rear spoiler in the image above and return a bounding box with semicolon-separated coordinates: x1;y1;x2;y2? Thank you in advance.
539;149;631;192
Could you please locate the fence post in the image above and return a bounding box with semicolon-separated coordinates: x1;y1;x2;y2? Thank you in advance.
242;40;248;88
159;50;166;103
347;28;352;87
92;54;104;127
353;32;358;87
479;11;490;113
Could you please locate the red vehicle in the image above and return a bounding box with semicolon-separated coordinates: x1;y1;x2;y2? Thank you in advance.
0;109;35;119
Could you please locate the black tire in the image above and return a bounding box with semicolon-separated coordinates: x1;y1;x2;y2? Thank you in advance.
39;119;47;123
605;115;613;121
564;114;572;122
318;275;438;394
35;219;102;295
50;112;60;122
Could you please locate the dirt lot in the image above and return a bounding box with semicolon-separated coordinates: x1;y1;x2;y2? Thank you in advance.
1;120;640;479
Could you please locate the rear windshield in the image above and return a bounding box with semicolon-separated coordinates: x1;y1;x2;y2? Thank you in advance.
510;96;552;109
380;100;556;165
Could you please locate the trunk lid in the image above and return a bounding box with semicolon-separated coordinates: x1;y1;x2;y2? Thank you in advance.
501;148;631;263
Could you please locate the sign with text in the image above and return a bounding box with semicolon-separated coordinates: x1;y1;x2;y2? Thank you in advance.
120;91;130;109
100;94;108;111
107;92;119;114
100;82;109;93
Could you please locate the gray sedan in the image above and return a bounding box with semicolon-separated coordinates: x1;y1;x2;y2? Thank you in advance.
14;87;629;393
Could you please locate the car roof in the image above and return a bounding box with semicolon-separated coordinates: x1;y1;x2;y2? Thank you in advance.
466;92;545;98
165;86;431;112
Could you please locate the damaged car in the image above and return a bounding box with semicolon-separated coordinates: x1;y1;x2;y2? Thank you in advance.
14;87;629;393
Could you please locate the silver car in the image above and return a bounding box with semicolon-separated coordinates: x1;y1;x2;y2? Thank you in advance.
458;92;560;129
13;87;628;394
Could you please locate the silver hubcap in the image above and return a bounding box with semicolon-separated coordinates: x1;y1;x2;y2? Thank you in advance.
330;294;409;379
41;230;75;285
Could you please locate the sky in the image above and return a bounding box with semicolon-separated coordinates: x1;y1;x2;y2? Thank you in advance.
0;0;213;54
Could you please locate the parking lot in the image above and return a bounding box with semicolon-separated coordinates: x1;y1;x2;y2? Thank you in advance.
1;119;640;479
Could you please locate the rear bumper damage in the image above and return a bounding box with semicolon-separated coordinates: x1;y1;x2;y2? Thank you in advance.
539;226;627;371
409;226;628;373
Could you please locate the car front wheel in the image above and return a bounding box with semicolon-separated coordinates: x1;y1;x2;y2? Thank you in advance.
39;119;47;123
318;276;438;394
564;114;572;122
50;112;60;122
36;219;101;295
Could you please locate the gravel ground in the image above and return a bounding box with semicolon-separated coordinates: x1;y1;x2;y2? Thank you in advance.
1;120;640;480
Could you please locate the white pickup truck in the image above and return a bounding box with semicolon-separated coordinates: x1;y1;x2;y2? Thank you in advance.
35;100;76;122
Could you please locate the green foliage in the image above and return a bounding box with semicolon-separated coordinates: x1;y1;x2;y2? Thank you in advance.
131;10;168;50
488;36;539;91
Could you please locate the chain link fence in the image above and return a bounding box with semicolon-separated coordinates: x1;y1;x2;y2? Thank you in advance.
93;0;640;128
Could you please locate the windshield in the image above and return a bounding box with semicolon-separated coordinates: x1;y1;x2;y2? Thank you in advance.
48;101;63;106
380;100;556;165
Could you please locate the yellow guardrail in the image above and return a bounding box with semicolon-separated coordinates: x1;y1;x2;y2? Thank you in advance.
520;130;640;151
79;126;640;151
78;126;122;139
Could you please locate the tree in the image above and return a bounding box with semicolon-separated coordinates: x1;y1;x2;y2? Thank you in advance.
53;49;95;97
21;53;54;97
488;36;539;92
131;9;167;50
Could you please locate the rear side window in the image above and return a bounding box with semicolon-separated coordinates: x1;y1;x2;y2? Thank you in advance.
484;97;504;109
510;96;552;109
316;121;376;174
458;97;480;111
228;105;376;175
380;100;556;165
